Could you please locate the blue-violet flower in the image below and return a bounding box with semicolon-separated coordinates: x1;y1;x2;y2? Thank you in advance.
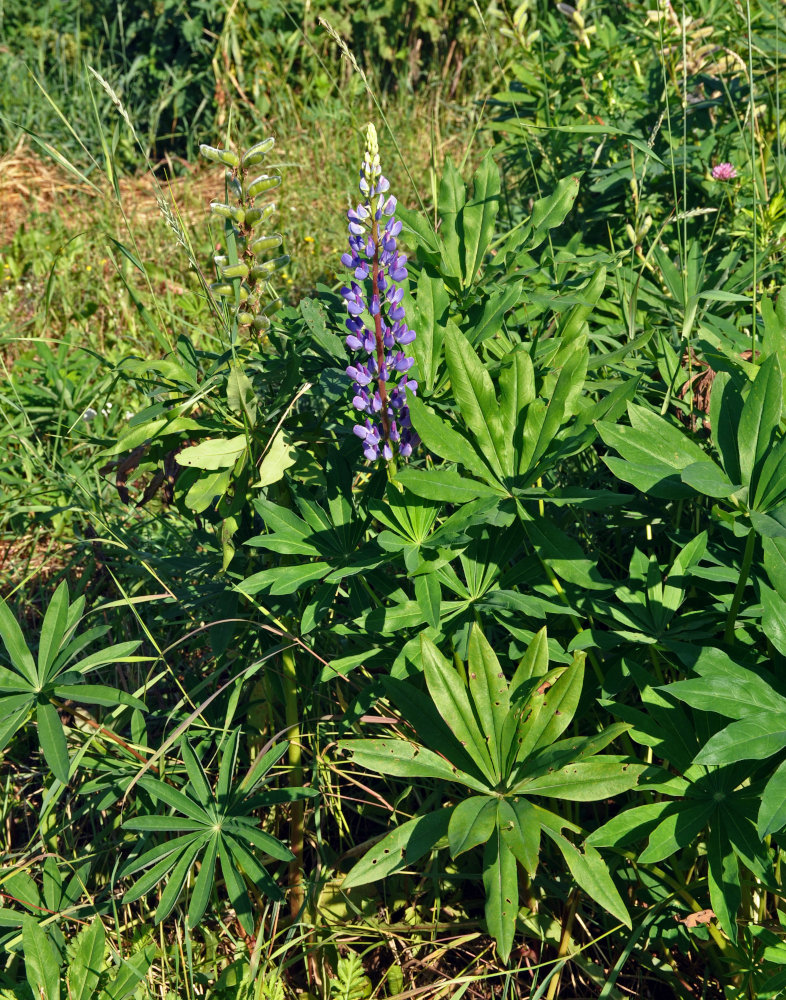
341;124;419;462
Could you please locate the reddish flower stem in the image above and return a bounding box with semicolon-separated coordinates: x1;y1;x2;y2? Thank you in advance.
371;216;391;442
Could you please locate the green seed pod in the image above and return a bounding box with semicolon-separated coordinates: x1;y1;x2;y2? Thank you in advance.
210;201;234;218
210;282;249;301
249;233;283;254
242;137;276;168
249;254;290;280
231;207;246;225
262;297;284;316
213;255;228;268
252;314;271;332
218;149;240;169
244;203;277;227
200;144;224;163
226;176;243;199
246;173;282;199
237;311;254;325
221;263;250;280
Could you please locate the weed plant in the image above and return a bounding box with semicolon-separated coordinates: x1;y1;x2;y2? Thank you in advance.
3;3;786;999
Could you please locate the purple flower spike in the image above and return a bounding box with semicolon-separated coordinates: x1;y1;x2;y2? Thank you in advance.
341;123;418;464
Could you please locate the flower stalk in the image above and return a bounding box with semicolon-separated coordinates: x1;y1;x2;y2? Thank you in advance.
341;124;419;464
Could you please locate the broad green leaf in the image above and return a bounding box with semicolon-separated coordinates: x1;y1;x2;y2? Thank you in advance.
410;269;448;393
661;532;707;618
598;405;708;489
526;174;581;251
67;640;144;676
407;392;484;469
638;801;714;863
255;430;298;488
461;151;500;287
520;758;645;800
343;809;451;888
445;326;507;479
739;353;782;491
184;468;232;513
224;835;283;906
758;758;786;836
176;436;246;470
340;739;488;793
67;918;105;1000
680;460;737;498
0;599;37;687
436;157;466;279
187;833;219;927
238;562;329;597
762;583;786;657
527;346;588;473
499;797;540;875
99;945;156;1000
549;838;630;928
709;372;743;484
181;740;213;807
448;796;497;857
519;652;585;759
510;627;549;692
667;657;786;719
123;816;209;833
217;729;240;805
707;826;740;943
139;775;213;823
219;839;256;933
37;700;70;784
421;636;497;782
482;821;518;962
754;436;786;511
122;840;198;902
226;365;257;425
38;581;70;682
0;697;34;750
467;628;508;773
414;574;441;631
695;714;786;765
499;348;535;451
155;837;205;924
223;820;294;861
23;916;60;1000
557;266;606;344
394;466;499;503
586;801;672;849
52;684;146;710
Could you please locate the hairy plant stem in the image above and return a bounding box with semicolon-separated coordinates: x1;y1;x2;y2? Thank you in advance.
724;526;756;644
282;645;305;919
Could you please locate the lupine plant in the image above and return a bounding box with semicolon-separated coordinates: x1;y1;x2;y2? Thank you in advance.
341;124;419;463
6;5;786;991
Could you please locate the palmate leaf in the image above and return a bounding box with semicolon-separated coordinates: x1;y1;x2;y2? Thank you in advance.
0;598;37;687
420;636;498;782
342;809;452;888
518;757;646;801
37;580;70;683
548;836;631;928
37;699;70;784
448;796;497;857
340;739;489;793
125;737;294;928
483;822;518;963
